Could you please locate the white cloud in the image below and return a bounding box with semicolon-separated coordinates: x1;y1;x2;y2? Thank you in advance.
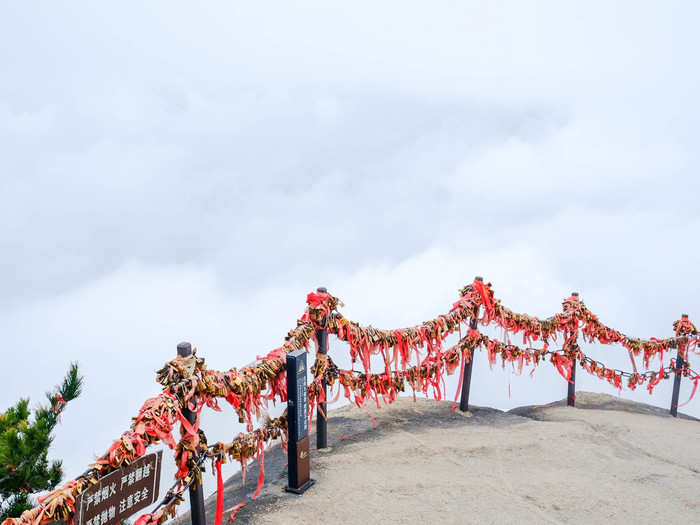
1;0;699;510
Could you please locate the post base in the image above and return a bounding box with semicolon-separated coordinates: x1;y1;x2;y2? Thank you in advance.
285;479;315;495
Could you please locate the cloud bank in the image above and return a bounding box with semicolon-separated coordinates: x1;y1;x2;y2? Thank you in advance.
1;0;698;507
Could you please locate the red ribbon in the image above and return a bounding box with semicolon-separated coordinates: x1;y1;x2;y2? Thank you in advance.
553;354;573;384
214;461;224;525
473;279;494;317
226;502;246;523
252;440;265;500
306;291;330;307
676;378;699;409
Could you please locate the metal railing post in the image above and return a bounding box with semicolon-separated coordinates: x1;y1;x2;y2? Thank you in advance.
459;276;482;412
176;342;206;525
670;314;688;417
567;292;579;407
567;355;577;407
315;287;329;449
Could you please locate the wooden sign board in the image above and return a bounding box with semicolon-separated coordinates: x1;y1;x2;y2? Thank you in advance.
77;450;162;525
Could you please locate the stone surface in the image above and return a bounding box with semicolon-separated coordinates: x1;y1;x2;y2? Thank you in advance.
173;392;699;525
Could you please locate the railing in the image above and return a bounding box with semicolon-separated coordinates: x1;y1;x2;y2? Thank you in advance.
3;277;698;525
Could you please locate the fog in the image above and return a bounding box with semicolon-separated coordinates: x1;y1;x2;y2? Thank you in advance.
1;0;698;512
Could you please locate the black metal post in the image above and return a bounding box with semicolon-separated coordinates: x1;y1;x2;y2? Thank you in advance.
176;342;206;525
315;287;329;449
670;314;688;417
459;276;482;412
567;292;579;407
567;355;577;407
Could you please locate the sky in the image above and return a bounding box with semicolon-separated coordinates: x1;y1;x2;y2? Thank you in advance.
1;0;699;514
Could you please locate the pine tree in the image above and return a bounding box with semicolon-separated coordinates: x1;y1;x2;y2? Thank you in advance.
0;363;83;521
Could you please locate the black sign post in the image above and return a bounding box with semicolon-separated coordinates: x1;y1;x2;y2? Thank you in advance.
285;349;314;494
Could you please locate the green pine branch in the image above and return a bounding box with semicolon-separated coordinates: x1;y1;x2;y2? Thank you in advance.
0;363;84;521
57;362;83;402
